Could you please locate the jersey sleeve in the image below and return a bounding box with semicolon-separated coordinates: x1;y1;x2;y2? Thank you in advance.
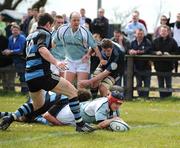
37;31;51;50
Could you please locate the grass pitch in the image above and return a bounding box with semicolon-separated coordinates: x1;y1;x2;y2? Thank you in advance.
0;91;180;148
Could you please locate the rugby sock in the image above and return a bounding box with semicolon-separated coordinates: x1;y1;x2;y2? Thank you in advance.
0;112;12;118
69;97;84;127
12;102;34;120
34;115;50;125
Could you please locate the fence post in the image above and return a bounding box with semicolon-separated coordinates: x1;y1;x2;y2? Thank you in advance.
125;56;134;100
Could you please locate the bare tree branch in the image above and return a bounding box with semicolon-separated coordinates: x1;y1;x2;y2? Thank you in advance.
0;0;13;11
12;0;23;10
32;0;47;9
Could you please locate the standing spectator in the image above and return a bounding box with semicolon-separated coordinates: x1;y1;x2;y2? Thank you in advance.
169;13;180;72
62;14;69;24
133;10;147;30
79;8;92;31
90;33;103;75
154;15;170;39
51;11;57;19
79;39;125;97
56;12;103;89
0;30;15;91
80;8;87;25
39;7;45;14
152;25;178;98
125;12;147;42
92;8;109;38
28;8;39;34
111;30;130;87
111;30;130;53
2;24;28;94
128;29;152;97
0;14;6;37
51;15;65;76
22;8;33;36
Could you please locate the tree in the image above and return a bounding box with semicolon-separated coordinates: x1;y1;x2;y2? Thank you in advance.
110;6;138;30
0;0;47;12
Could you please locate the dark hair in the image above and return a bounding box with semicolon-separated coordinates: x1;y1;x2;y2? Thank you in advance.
78;89;92;102
101;38;113;49
114;30;122;34
38;13;54;26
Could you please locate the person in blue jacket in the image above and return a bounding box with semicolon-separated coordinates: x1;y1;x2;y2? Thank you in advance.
2;24;28;93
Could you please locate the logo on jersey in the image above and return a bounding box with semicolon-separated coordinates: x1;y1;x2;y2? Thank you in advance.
111;62;118;70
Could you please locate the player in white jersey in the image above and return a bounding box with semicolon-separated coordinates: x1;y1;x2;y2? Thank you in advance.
43;91;125;129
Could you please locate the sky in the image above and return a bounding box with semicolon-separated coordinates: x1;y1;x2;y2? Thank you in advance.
1;0;180;33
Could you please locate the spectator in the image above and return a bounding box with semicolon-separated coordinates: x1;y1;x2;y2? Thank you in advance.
22;8;33;36
39;7;45;14
56;12;103;89
2;24;28;94
51;11;57;19
28;8;39;34
92;8;109;38
0;30;15;91
154;15;170;39
169;13;180;72
51;15;65;76
125;11;147;42
152;25;178;98
0;14;6;37
111;30;130;53
79;39;125;97
90;33;103;75
133;10;147;30
128;29;152;97
62;13;69;24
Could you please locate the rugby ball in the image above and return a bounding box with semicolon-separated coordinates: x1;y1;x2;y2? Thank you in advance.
109;119;130;132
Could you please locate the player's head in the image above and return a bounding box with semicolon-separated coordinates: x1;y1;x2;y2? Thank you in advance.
101;38;113;57
69;11;80;30
108;91;124;111
78;89;92;102
38;13;54;31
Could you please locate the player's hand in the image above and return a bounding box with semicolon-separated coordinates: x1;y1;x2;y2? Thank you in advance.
55;61;68;71
100;59;107;65
156;51;162;55
82;54;90;63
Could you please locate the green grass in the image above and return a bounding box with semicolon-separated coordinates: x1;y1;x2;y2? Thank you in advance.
0;92;180;148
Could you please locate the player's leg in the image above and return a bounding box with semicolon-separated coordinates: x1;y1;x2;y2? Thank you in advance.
51;77;95;132
99;76;115;97
77;61;90;89
0;90;45;130
0;112;12;119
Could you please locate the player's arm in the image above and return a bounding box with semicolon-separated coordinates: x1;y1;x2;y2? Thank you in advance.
43;112;64;126
37;33;67;70
78;69;110;88
97;117;120;129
